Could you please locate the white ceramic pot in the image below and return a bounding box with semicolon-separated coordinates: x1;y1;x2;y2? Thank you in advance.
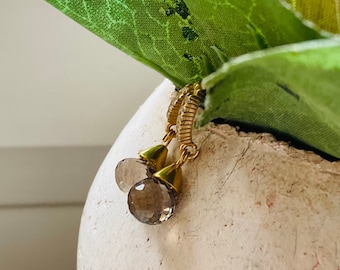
78;79;340;270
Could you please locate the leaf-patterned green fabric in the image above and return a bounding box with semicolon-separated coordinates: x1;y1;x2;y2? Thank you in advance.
46;0;340;158
200;39;340;158
284;0;340;34
46;0;325;86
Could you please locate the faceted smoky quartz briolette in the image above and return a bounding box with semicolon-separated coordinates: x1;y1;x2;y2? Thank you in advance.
128;178;176;225
115;158;154;193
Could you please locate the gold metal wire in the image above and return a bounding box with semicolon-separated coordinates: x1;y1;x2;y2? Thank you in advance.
162;83;206;168
162;129;176;146
162;85;192;146
176;83;206;150
166;85;193;131
175;148;190;167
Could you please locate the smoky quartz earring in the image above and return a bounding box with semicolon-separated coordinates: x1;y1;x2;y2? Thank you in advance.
115;83;205;225
115;144;169;193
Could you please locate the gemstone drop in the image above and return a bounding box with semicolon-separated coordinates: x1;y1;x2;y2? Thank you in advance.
128;178;176;225
115;158;154;192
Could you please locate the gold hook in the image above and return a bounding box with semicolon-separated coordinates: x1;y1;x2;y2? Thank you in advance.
176;83;206;149
166;85;193;131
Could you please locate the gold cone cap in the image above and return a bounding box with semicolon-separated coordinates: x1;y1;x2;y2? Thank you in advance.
153;163;182;193
139;144;168;171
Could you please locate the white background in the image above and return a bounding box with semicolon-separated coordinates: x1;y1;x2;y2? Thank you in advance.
0;1;163;269
0;0;163;147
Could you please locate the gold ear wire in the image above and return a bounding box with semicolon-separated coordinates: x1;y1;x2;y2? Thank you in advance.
166;84;192;128
139;83;203;171
137;85;194;170
176;83;206;160
154;84;206;195
115;86;186;193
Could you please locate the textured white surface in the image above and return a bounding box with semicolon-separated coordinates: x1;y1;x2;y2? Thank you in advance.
78;79;340;270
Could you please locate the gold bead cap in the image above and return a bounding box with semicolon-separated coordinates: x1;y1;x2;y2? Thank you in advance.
153;163;182;194
139;144;168;171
